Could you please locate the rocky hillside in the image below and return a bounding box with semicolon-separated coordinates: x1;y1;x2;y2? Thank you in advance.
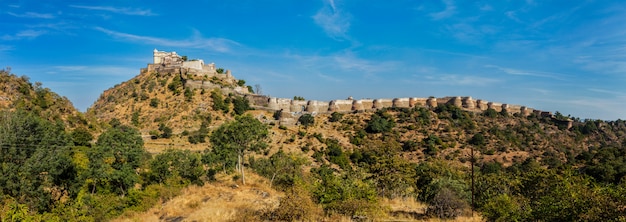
86;63;254;151
0;68;87;129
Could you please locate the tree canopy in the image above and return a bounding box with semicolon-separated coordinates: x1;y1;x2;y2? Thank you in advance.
209;114;268;184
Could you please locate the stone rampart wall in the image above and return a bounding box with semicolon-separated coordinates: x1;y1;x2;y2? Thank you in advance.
246;94;542;118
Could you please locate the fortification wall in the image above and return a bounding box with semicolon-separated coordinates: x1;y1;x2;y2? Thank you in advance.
147;50;547;125
374;99;393;109
393;98;411;108
291;100;308;112
330;100;354;112
354;99;374;111
503;104;522;114
462;97;476;110
182;60;204;70
411;98;428;107
307;100;329;113
476;100;489;111
245;94;270;107
184;80;220;90
487;102;503;112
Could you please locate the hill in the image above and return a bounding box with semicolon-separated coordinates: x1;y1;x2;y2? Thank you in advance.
0;67;88;129
2;50;625;221
86;51;253;152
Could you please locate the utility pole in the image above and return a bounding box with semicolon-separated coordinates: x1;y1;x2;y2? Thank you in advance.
471;145;475;214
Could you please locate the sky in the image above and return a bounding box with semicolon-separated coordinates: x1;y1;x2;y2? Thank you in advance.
1;0;626;120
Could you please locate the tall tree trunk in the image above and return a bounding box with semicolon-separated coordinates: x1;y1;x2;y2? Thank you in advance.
241;153;246;185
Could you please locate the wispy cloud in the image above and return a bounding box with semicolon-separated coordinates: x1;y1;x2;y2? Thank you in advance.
484;65;565;79
95;27;240;53
528;88;551;95
587;88;626;97
7;12;55;19
69;5;156;16
430;0;456;20
0;45;13;52
331;52;399;78
505;11;523;23
318;73;343;82
479;4;493;11
420;74;501;86
312;0;351;40
54;66;88;72
1;30;47;40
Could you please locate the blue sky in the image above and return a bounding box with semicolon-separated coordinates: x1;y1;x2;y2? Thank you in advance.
2;1;625;120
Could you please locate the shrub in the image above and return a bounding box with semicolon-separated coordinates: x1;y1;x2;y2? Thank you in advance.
298;114;315;128
329;112;343;122
149;98;159;108
365;111;395;133
232;96;251;115
427;188;469;219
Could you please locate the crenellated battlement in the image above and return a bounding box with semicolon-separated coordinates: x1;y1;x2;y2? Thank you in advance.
244;94;547;118
142;49;551;124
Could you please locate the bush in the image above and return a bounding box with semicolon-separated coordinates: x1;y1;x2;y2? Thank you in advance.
262;186;322;221
149;98;159;108
329;112;343;122
427;188;469;219
298;114;315;128
237;79;246;86
365;111;395;133
232;96;251;115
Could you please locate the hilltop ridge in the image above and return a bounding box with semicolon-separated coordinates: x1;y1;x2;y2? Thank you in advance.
85;50;579;152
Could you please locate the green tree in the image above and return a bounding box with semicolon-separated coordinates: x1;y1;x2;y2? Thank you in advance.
210;90;228;113
365;110;395;133
86;124;145;196
232;96;251;115
329;112;343;122
147;149;204;185
167;75;183;95
158;123;173;139
237;79;246;86
298;114;315;128
209;115;269;185
249;149;308;189
184;88;193;102
0;110;77;212
149;98;159;108
131;110;140;126
71;127;93;147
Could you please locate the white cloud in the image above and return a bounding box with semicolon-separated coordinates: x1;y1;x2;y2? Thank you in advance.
587;88;626;97
430;0;456;20
312;0;351;40
54;66;88;72
484;65;565;80
7;12;55;19
69;5;156;16
318;73;343;82
95;27;240;53
505;11;523;23
0;45;13;52
1;30;47;40
479;4;493;11
419;74;500;86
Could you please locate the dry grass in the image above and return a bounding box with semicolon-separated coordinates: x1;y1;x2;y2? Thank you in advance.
112;172;281;222
380;197;483;222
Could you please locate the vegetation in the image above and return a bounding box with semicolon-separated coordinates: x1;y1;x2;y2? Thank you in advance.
298;113;315;128
209;115;269;185
3;69;626;221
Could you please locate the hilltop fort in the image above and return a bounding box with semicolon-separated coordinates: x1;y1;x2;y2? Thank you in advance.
142;50;565;127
